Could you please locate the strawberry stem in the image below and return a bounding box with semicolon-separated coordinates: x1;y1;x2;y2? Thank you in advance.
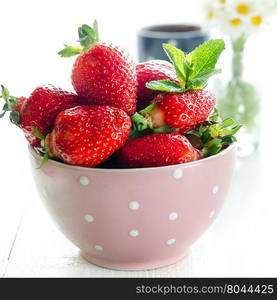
186;109;242;157
0;85;20;126
58;20;100;58
139;101;157;117
0;85;18;113
131;113;149;132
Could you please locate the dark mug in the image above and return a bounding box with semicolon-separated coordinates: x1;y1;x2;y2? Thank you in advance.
137;24;208;62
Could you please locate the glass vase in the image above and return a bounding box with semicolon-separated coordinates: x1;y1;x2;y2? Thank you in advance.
217;35;261;157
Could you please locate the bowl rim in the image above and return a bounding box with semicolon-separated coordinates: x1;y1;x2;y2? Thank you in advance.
29;143;236;173
137;23;207;39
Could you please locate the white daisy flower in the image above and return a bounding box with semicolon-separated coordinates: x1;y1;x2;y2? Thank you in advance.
204;0;277;37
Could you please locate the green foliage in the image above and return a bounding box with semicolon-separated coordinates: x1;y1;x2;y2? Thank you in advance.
187;109;242;157
0;85;20;126
146;80;186;93
146;39;225;93
58;20;99;58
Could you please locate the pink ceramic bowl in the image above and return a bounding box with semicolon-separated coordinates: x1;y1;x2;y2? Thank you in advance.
29;144;236;270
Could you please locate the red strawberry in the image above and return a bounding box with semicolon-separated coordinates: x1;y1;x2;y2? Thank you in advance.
59;21;137;116
145;89;216;133
14;96;27;113
1;85;80;148
116;133;201;168
46;105;131;167
136;60;178;110
132;41;224;135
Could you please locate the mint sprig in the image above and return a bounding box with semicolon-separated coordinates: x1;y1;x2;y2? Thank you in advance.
58;20;99;58
146;39;225;93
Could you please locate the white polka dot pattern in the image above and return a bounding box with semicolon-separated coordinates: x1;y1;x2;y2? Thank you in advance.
129;230;139;237
173;168;183;180
129;201;140;210
95;245;103;251
85;215;94;223
169;212;178;221
212;185;219;194
167;238;176;246
79;176;90;186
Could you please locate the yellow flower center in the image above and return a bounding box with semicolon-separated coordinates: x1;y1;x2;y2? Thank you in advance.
230;18;242;26
237;3;250;15
251;15;263;26
207;11;215;19
218;0;226;3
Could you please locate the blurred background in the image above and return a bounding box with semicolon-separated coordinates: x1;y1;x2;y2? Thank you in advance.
0;0;277;277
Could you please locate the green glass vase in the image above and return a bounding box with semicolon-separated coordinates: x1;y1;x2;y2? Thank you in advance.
217;35;260;157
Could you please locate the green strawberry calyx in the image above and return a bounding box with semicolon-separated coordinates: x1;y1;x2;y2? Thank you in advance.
186;109;242;157
58;20;99;58
0;85;21;127
146;39;225;92
130;112;174;140
32;127;49;168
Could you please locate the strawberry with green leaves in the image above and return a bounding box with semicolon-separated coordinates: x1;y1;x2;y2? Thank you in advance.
45;105;131;168
119;109;241;168
59;21;137;116
132;40;225;134
121;108;241;168
0;85;80;148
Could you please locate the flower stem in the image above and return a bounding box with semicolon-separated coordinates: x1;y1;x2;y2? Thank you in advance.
231;35;247;80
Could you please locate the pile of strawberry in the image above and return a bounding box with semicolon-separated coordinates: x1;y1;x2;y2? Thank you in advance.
0;21;241;169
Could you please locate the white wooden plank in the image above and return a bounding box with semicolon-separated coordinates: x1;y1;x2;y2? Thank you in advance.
0;122;33;276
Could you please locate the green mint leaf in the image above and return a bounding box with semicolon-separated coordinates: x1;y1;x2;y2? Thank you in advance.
187;69;222;89
58;45;83;58
162;44;186;88
184;60;193;80
146;80;186;93
186;39;225;81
